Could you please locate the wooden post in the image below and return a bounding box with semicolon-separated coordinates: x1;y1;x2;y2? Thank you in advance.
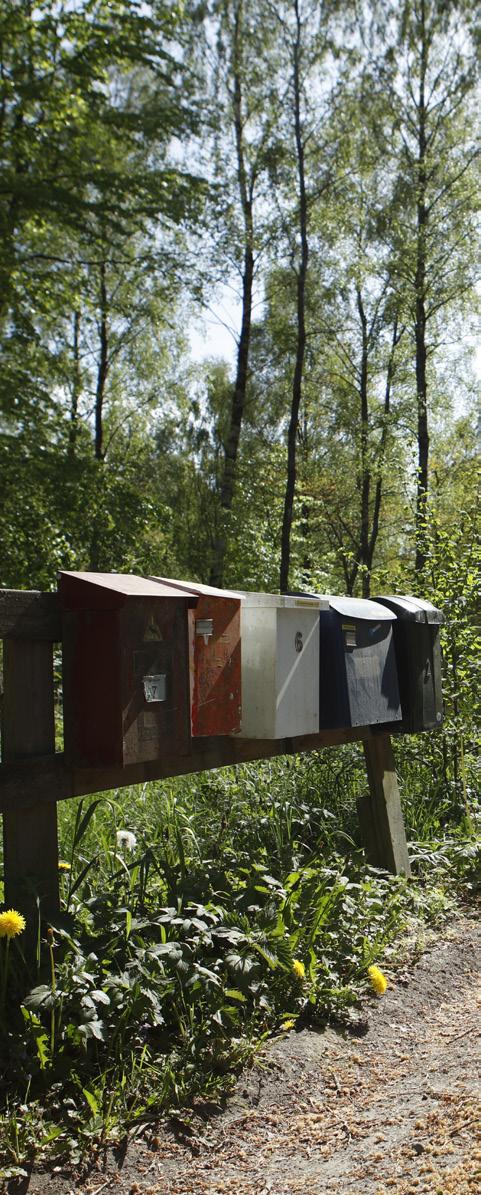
2;640;60;934
359;734;411;876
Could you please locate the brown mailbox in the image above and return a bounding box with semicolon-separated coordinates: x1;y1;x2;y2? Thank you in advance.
151;578;242;737
60;572;193;767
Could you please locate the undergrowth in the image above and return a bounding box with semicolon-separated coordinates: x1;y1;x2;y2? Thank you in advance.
0;747;479;1179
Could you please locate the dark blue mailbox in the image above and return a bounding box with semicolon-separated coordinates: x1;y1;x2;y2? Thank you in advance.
317;597;402;730
374;595;444;732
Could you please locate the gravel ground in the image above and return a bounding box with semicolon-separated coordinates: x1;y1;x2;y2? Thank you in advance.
7;912;481;1195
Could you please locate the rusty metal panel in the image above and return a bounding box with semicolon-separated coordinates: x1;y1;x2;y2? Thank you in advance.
150;578;242;737
60;573;191;767
189;594;241;736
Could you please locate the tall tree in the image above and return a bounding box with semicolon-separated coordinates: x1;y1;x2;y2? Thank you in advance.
203;0;274;586
376;0;479;571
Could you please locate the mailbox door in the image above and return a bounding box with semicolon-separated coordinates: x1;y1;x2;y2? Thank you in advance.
343;619;401;727
238;596;321;739
189;595;241;736
275;606;320;737
374;596;444;731
61;572;192;767
121;599;190;765
394;622;443;731
319;600;402;730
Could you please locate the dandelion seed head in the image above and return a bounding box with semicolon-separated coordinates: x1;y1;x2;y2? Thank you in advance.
116;830;137;852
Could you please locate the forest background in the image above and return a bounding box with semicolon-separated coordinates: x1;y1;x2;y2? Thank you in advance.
1;0;479;605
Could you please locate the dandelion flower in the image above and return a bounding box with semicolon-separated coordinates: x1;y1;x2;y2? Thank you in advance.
58;861;71;871
116;830;137;852
280;1019;296;1032
292;959;306;980
368;965;388;995
0;909;26;939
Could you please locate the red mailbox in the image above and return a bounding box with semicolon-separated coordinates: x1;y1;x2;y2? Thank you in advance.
151;578;242;736
60;572;193;767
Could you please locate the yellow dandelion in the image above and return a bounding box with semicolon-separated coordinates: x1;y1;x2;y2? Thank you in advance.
292;959;306;980
0;909;26;939
280;1019;296;1031
368;964;388;995
58;861;71;871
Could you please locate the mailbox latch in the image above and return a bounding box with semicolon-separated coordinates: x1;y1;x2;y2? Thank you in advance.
195;618;214;645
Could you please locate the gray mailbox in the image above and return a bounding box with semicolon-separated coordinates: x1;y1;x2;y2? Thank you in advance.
373;595;444;732
316;596;402;730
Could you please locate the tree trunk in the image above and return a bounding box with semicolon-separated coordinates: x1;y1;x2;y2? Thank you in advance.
356;286;371;597
367;318;401;591
68;310;81;458
414;0;429;574
280;0;308;594
94;261;108;463
210;0;254;587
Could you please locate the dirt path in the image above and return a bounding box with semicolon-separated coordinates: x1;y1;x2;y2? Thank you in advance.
12;914;481;1195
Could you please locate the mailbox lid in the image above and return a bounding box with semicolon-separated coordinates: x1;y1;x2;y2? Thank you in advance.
327;596;395;621
151;577;242;737
59;571;191;609
239;592;322;738
241;591;329;610
375;594;444;624
150;576;244;600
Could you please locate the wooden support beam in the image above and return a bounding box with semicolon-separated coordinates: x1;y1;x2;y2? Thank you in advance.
360;735;411;876
1;640;60;934
0;725;380;815
0;590;61;640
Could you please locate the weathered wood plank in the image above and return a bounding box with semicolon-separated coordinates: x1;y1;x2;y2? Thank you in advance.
0;590;61;641
0;725;379;813
2;640;60;929
361;735;411;876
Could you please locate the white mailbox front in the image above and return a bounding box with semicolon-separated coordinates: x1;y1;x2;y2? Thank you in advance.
237;593;328;739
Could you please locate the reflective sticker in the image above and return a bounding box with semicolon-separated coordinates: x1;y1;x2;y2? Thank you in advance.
143;618;163;642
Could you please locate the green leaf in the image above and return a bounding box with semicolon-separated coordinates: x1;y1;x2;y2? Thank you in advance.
83;1088;99;1117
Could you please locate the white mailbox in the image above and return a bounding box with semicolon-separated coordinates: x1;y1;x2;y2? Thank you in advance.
237;593;328;739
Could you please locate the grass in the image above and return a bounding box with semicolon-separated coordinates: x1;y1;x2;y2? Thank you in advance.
0;744;479;1180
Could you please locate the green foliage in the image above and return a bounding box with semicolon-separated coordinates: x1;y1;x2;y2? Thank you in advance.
1;748;479;1174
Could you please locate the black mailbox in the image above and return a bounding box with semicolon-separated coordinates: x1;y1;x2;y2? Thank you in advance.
317;597;402;730
373;595;444;732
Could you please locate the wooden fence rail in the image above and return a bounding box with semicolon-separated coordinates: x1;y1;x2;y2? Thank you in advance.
0;589;411;934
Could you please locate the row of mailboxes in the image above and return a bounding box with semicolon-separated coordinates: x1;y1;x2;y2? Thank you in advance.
59;572;444;768
60;571;242;767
